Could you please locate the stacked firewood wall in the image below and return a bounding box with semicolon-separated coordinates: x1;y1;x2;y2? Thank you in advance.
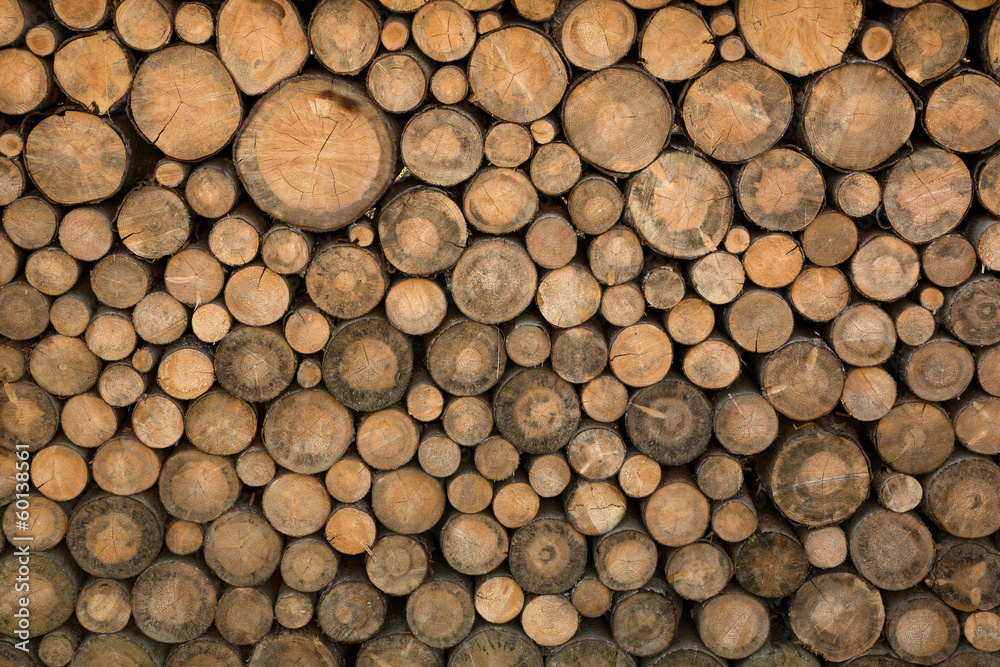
1;0;1000;664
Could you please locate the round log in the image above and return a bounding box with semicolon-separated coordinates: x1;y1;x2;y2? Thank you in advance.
801;62;914;170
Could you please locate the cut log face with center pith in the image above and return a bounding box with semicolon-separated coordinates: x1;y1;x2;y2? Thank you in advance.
235;75;398;232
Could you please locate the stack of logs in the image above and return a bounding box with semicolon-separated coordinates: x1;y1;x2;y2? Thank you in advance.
2;0;1000;664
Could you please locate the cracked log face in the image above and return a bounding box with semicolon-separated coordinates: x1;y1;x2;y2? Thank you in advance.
925;73;1000;154
0;48;53;116
762;423;870;527
802;62;915;171
626;150;733;259
555;0;636;72
133;558;218;643
117;185;192;259
736;148;825;232
883;147;972;244
626;378;712;465
67;494;163;578
695;586;770;659
681;60;792;164
638;5;714;82
401;106;483;187
378;186;468;275
467;25;568;124
323;313;414;412
789;571;884;661
215;325;297;403
494;367;581;454
53;31;133;114
738;0;863;77
759;336;845;421
24;110;129;204
234;75;398;232
412;0;476;63
217;0;309;96
0;550;80;637
130;44;243;161
562;67;672;175
310;0;381;76
894;2;968;86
